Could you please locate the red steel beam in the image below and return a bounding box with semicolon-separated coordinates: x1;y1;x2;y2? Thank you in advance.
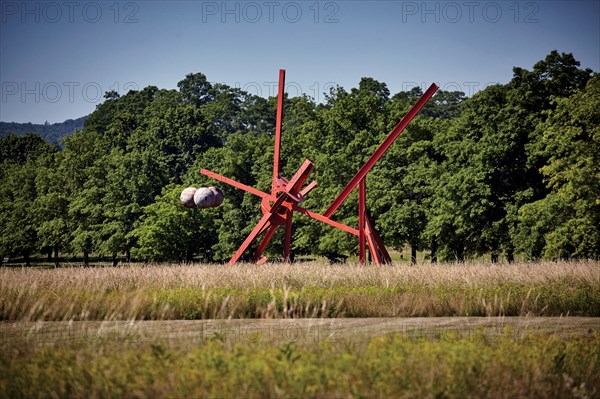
252;224;278;262
292;204;359;236
283;209;293;262
201;169;271;200
286;160;314;195
358;178;366;264
299;181;318;197
229;212;272;265
228;190;289;265
323;83;439;218
364;217;383;266
272;69;286;194
366;216;392;264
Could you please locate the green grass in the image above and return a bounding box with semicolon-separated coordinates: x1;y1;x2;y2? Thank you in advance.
1;261;599;320
1;330;598;398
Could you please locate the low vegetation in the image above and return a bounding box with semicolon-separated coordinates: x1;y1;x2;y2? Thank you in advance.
1;329;598;398
2;261;598;320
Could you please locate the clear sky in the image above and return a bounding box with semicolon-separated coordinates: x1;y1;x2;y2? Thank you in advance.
1;0;598;123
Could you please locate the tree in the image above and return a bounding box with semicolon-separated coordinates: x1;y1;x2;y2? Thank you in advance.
0;162;39;265
0;133;56;164
34;152;71;267
0;134;57;265
178;73;213;106
100;149;168;265
372;119;444;263
516;75;600;259
132;185;217;262
61;130;108;266
427;51;593;262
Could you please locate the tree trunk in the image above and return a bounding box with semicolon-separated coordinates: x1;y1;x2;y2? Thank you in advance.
47;249;52;262
430;238;437;264
125;249;131;263
24;252;31;267
456;246;465;262
83;251;89;267
54;245;59;268
491;253;499;263
410;243;417;265
112;253;118;267
507;250;514;263
505;244;515;263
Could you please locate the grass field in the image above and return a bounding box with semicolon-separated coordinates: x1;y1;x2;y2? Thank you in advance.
1;261;599;398
1;320;598;398
1;261;599;320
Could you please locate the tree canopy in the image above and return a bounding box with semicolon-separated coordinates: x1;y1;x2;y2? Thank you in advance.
0;51;597;264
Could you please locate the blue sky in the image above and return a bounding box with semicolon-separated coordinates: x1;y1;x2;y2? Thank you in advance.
1;0;598;123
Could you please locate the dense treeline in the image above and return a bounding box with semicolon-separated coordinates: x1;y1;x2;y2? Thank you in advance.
0;51;598;265
0;116;87;147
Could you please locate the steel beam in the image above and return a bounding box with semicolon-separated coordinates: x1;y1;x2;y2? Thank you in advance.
323;83;439;218
272;69;286;194
358;178;366;264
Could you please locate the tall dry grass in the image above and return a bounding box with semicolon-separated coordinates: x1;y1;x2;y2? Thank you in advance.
1;261;599;320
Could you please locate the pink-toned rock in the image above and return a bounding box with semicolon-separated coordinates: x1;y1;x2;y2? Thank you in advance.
208;186;224;207
194;187;215;208
180;187;197;208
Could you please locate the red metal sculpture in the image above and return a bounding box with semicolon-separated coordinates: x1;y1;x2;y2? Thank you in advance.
200;70;438;265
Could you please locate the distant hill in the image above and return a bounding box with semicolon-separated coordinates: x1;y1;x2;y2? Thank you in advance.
0;116;88;146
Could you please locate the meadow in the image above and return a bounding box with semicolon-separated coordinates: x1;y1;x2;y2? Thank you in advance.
1;261;599;321
1;261;599;398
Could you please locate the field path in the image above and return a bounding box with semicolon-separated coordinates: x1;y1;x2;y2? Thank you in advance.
2;317;598;345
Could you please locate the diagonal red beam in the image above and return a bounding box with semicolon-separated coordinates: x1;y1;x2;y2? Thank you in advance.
323;83;439;218
283;209;293;262
292;204;359;236
358;178;366;264
201;169;271;200
272;69;286;194
299;181;317;197
229;212;273;265
228;187;290;265
252;224;278;262
286;160;314;195
366;216;392;264
364;216;384;266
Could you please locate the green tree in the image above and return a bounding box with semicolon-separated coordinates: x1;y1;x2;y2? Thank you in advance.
372;118;445;263
0;162;39;265
516;75;600;259
132;185;217;262
178;73;213;106
0;133;56;164
428;51;593;262
34;152;71;267
58;129;109;265
0;134;57;265
101;149;168;264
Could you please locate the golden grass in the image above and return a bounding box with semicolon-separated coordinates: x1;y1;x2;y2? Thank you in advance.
1;261;599;320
